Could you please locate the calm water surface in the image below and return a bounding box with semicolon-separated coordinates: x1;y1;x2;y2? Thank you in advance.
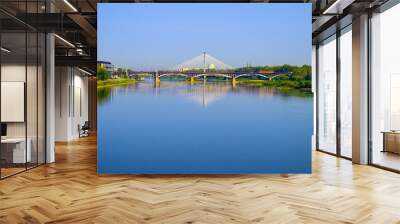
98;80;313;174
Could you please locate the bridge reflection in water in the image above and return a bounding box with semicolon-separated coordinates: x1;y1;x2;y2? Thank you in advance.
97;77;313;174
98;78;309;108
152;79;284;107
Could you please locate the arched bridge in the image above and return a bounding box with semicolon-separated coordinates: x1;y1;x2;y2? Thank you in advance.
112;53;290;83
122;70;290;82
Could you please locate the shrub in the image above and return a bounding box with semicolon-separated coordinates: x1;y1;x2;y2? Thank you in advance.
97;65;110;81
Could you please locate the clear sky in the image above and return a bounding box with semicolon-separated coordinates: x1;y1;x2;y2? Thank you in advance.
98;3;311;70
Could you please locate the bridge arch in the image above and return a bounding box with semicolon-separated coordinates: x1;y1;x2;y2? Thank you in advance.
128;73;153;77
192;74;232;79
158;73;189;78
234;74;270;79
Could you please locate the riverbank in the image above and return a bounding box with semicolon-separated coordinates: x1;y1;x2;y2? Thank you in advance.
97;77;311;92
159;77;312;92
97;78;136;88
237;79;311;92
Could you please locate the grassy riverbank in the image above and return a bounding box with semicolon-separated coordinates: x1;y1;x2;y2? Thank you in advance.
159;77;312;92
237;79;311;92
97;78;136;88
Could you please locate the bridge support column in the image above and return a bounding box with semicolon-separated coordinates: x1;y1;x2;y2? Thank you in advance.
268;77;272;81
232;77;236;87
203;75;206;84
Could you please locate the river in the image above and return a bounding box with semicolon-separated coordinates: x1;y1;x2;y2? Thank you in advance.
98;80;313;174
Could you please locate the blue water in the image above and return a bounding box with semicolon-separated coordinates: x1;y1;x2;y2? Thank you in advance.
98;81;313;174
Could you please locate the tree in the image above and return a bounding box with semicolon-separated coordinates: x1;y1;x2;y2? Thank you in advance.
97;65;110;81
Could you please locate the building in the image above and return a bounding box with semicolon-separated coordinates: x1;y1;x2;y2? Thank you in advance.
0;0;399;223
97;60;115;73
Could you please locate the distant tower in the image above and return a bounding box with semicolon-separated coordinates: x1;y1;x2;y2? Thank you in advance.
203;51;206;73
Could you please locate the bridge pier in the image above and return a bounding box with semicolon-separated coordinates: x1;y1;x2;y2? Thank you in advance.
268;77;272;81
232;77;237;87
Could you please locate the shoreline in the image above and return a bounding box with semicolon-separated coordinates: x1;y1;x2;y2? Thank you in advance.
97;78;136;88
237;79;311;92
97;78;311;93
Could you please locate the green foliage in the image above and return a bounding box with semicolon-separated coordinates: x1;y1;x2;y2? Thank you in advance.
234;64;310;73
291;65;311;80
234;64;312;89
97;86;111;105
97;65;110;81
291;75;305;81
275;75;289;80
97;78;135;88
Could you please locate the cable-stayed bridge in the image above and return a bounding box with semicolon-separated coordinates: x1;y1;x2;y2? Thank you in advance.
174;52;232;71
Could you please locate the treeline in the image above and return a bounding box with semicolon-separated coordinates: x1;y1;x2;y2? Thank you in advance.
97;65;135;89
180;64;312;81
97;65;110;80
97;65;130;80
235;64;312;90
97;64;312;90
234;64;311;79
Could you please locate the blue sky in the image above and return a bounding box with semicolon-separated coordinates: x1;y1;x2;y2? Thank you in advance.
98;4;311;70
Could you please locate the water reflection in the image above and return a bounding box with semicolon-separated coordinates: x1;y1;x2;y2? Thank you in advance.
97;80;312;106
98;79;313;174
97;87;112;104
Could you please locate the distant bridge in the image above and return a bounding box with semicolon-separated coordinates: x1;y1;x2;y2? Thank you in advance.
125;70;289;81
112;53;290;84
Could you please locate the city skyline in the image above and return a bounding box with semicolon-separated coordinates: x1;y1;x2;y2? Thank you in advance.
98;3;311;70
